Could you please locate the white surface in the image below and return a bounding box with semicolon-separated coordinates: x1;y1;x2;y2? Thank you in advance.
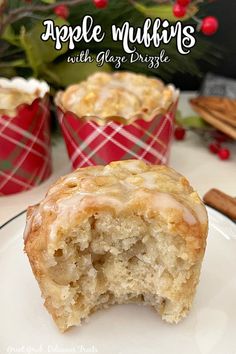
0;92;236;225
0;207;236;354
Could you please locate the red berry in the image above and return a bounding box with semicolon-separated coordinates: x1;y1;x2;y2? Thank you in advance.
173;3;187;18
201;16;219;36
214;131;228;143
53;4;69;20
177;0;190;6
209;142;221;154
93;0;108;9
218;148;230;160
174;126;186;140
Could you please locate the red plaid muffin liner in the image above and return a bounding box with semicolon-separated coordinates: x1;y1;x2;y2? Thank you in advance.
0;78;52;195
57;100;178;169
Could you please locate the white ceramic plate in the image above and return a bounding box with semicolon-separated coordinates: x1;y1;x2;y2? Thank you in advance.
1;207;236;354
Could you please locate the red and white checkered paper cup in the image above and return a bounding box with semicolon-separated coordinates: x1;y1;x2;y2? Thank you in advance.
0;78;52;195
57;94;178;169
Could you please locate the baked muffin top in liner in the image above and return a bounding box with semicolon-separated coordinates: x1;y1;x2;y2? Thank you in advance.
55;72;179;125
0;77;50;117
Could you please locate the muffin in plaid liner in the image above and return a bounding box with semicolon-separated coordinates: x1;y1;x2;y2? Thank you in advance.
56;72;179;169
0;77;52;195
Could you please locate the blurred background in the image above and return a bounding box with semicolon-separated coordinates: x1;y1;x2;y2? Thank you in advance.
0;0;235;90
174;0;236;89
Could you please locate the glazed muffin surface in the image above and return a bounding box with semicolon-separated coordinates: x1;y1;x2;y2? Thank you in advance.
0;87;38;116
56;72;176;120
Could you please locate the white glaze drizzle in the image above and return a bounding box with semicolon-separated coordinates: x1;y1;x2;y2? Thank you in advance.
139;172;159;190
25;161;207;244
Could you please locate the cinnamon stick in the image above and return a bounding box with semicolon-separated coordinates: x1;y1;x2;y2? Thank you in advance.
190;103;236;140
203;189;236;221
208;108;236;128
190;97;236;128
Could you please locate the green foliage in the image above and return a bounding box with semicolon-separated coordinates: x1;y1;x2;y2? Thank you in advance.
2;25;20;46
20;18;68;67
41;0;56;3
133;2;198;21
46;57;111;87
176;110;208;128
133;3;176;21
0;14;111;88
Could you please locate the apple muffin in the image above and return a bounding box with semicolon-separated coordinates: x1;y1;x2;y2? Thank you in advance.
55;72;177;122
24;160;208;332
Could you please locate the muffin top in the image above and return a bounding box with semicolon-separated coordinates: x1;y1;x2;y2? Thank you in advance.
0;87;39;116
56;72;177;121
0;77;49;117
24;160;208;256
